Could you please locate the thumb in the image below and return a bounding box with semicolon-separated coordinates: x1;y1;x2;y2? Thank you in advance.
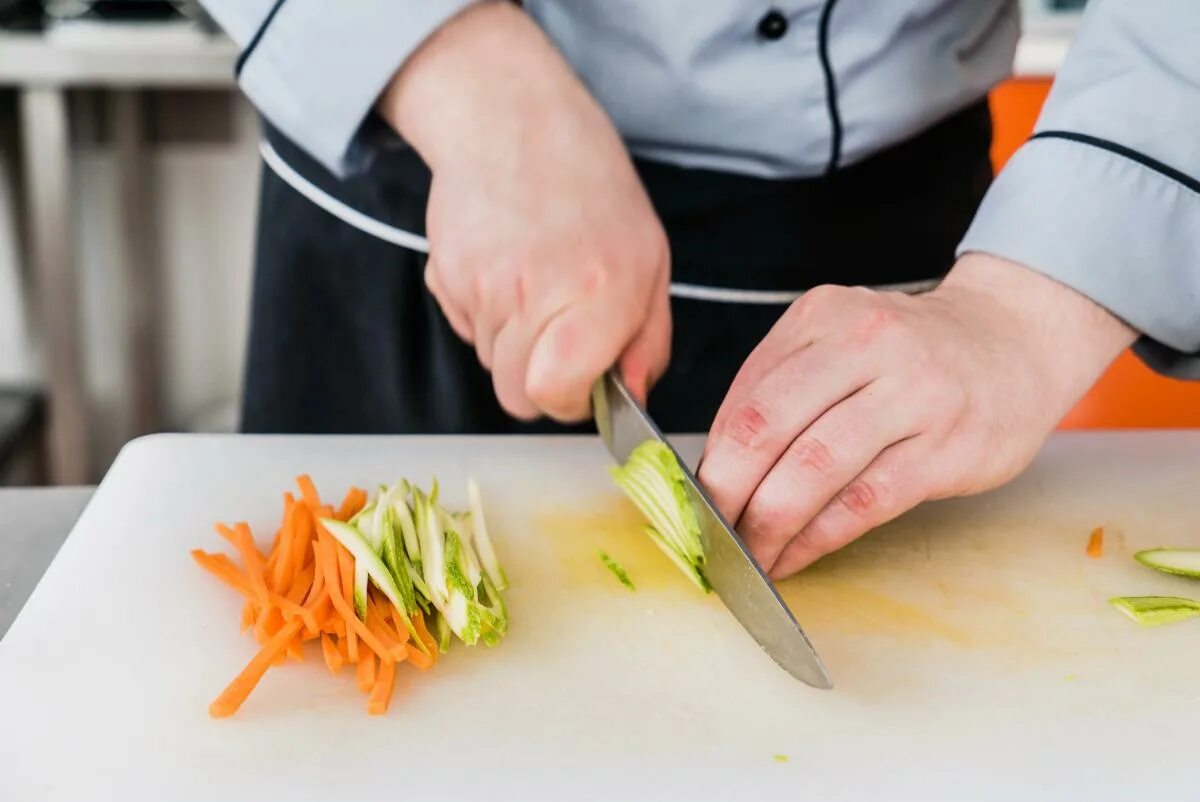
525;299;634;422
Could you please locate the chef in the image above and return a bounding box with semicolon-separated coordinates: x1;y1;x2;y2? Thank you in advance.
200;1;1198;578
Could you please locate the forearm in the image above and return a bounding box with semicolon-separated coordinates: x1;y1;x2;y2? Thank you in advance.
378;1;609;173
937;254;1136;412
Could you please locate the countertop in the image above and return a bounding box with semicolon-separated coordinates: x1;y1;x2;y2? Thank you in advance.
0;487;93;639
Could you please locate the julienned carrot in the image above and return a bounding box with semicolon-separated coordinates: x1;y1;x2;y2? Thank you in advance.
1087;527;1104;558
321;634;344;675
209;618;303;718
191;550;255;601
335;486;368;522
296;474;321;508
240;601;255;632
216;523;270;606
367;657;397;716
287;564;314;605
335;539;359;661
271;498;299;593
405;616;435;671
357;651;377;693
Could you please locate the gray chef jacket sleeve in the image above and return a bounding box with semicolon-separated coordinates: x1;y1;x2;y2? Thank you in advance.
200;0;475;177
958;0;1200;378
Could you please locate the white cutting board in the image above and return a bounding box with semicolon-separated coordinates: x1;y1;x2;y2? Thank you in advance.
3;433;1200;801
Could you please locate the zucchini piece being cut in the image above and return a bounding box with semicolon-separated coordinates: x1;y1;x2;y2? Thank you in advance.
610;440;710;593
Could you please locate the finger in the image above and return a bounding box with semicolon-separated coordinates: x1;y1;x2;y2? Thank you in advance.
768;436;929;579
473;314;496;372
697;338;875;526
737;380;919;570
618;267;672;405
490;317;541;420
425;261;474;344
525;298;640;422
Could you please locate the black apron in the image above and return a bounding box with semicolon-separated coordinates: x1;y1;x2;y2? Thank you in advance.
242;100;992;434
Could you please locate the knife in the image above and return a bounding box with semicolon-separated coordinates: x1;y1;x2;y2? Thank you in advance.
592;369;832;689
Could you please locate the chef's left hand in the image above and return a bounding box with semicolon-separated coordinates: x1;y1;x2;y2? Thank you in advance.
698;253;1136;579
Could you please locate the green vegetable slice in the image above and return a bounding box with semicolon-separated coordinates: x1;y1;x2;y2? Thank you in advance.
1134;548;1200;579
320;518;425;648
610;440;710;593
599;550;636;591
468;478;509;591
1109;596;1200;627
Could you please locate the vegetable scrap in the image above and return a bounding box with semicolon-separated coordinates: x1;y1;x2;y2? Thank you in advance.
1085;527;1104;558
599;550;636;591
1133;548;1200;579
610;440;710;592
193;475;509;717
1109;596;1200;627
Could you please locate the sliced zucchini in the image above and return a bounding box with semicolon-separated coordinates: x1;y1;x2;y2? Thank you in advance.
467;478;509;591
1110;596;1200;627
1134;548;1200;579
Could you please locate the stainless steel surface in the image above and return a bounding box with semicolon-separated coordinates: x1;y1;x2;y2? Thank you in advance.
592;370;832;688
0;486;93;639
20;87;89;484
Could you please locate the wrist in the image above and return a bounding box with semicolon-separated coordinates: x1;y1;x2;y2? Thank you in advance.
377;1;595;172
936;253;1136;404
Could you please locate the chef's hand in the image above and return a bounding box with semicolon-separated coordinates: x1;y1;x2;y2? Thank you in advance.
378;2;671;422
698;253;1136;579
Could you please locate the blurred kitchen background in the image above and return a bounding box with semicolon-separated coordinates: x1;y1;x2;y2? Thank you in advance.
2;0;1193;487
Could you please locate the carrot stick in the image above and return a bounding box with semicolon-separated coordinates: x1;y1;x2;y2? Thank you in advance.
356;650;377;693
289;503;316;589
240;601;255;632
335;540;359;660
216;523;270;606
287;564;314;605
254;605;284;644
335;487;368;522
191;549;256;602
209;618;303;718
271;498;299;594
405;619;435;671
296;474;321;508
367;657;396;716
1086;527;1104;559
303;540;325;605
271;592;318;635
286;633;304;662
321;634;344;675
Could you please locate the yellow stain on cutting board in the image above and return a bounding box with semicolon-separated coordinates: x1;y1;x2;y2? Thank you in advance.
538;496;974;646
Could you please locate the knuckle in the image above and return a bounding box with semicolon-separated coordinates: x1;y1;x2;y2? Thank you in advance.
785;436;838;479
836;478;881;519
721;399;774;448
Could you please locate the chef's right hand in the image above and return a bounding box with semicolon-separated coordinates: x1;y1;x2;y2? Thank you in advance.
379;2;672;422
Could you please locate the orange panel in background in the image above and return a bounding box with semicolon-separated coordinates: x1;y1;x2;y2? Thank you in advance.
986;79;1200;428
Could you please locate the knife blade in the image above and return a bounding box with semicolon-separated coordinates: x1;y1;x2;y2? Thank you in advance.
592;369;832;689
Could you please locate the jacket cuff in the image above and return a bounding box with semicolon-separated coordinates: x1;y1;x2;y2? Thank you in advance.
958;135;1200;377
238;0;475;177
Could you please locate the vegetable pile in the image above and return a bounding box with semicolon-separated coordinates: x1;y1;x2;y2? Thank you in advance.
192;475;508;718
610;440;710;592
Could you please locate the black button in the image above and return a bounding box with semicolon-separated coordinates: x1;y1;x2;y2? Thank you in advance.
758;9;788;41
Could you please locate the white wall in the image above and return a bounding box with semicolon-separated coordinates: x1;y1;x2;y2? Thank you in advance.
0;91;261;478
